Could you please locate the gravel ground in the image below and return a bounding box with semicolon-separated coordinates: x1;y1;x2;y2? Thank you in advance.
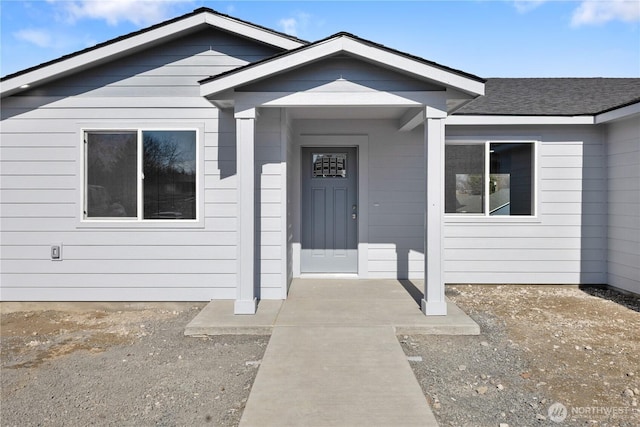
402;285;640;427
2;285;639;427
1;304;268;426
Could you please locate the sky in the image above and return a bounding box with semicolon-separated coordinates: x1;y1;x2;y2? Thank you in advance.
1;0;639;78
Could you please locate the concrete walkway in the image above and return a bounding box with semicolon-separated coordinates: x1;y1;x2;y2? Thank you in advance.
185;279;480;426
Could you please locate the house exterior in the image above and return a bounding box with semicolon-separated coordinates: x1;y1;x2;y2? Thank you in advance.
1;8;638;315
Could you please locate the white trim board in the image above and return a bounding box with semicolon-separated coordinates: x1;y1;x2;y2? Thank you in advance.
446;115;595;126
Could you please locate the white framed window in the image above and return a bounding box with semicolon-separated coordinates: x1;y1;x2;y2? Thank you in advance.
445;141;536;217
83;129;198;222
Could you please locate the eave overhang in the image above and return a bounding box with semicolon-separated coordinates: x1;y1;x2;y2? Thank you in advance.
200;33;485;103
446;115;596;125
0;8;306;98
595;100;640;124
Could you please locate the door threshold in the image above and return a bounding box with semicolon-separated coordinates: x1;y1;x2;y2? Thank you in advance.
298;273;360;279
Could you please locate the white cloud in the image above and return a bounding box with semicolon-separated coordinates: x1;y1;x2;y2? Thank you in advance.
277;11;311;37
512;0;548;14
14;29;53;48
278;18;298;36
13;27;91;52
571;0;640;27
512;0;640;26
48;0;192;27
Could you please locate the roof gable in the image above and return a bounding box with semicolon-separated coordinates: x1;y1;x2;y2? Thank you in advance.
0;7;306;98
200;33;485;98
238;55;446;93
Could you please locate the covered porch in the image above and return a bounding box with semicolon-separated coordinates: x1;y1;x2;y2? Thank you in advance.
199;33;485;316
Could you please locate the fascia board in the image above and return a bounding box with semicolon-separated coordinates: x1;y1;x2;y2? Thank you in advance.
446;115;595;126
202;38;342;97
2;11;305;98
595;102;640;124
203;14;304;50
340;38;485;97
202;35;485;98
2;15;207;97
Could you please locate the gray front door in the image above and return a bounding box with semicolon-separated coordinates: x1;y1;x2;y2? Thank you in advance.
301;147;358;273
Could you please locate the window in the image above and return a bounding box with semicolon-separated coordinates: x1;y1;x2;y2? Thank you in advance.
85;130;197;221
312;153;347;178
445;141;535;216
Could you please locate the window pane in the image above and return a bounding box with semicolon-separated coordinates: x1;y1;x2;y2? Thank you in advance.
312;153;347;178
143;131;197;220
445;144;485;213
86;132;137;218
490;143;533;216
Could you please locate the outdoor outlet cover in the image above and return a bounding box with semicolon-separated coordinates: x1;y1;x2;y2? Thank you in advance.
51;244;62;261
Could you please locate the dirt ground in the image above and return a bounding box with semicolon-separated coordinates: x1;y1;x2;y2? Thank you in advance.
0;303;268;426
403;285;640;426
2;286;639;426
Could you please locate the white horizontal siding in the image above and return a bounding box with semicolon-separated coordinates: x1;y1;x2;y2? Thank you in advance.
0;29;279;301
606;117;640;294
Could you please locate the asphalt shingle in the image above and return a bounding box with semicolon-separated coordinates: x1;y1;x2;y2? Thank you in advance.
455;78;640;116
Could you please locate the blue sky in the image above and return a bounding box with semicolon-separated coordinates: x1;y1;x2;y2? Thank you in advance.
1;0;639;78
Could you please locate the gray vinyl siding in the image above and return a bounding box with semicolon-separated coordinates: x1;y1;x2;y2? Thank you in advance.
284;112;295;290
293;121;607;284
240;57;443;93
606;117;640;294
444;125;607;284
254;108;287;299
293;119;426;279
14;30;278;99
0;29;279;301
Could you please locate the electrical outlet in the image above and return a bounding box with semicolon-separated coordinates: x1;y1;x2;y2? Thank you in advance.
51;244;62;261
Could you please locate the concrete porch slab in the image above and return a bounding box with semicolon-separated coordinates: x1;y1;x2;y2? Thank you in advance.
184;300;282;336
184;279;479;336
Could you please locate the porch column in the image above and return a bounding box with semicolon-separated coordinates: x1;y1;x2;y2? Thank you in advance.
234;108;257;315
422;108;447;316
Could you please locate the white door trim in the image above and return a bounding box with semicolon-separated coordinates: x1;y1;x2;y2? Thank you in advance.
292;134;369;278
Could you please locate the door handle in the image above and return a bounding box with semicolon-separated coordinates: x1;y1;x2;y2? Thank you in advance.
352;213;357;220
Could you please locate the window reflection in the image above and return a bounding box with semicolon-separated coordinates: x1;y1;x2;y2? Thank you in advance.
143;131;196;220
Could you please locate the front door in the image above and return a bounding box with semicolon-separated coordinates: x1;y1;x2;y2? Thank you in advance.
301;147;358;273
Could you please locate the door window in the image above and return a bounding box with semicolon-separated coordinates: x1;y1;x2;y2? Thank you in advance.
312;153;347;178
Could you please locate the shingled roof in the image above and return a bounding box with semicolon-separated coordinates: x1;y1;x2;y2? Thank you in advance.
455;78;640;116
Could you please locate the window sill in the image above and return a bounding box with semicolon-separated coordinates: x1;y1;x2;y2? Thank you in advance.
444;215;542;224
77;219;205;229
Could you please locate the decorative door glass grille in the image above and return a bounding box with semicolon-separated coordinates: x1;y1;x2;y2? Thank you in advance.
312;153;347;178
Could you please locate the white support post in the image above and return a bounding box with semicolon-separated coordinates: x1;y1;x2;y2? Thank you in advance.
422;110;447;316
234;108;257;315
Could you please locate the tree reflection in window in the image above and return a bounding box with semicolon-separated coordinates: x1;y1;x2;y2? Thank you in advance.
143;131;196;219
